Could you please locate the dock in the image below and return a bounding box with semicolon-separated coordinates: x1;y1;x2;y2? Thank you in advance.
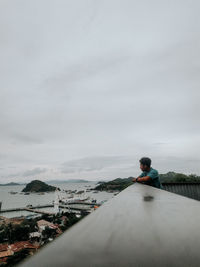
0;202;100;216
24;208;55;216
0;204;53;214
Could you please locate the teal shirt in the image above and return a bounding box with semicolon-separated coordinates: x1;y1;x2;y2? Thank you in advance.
139;167;162;189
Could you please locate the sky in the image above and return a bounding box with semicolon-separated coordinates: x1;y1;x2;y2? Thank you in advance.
0;0;200;183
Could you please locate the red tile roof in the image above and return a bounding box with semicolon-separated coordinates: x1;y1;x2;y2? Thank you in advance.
10;241;39;253
0;244;9;252
0;250;13;258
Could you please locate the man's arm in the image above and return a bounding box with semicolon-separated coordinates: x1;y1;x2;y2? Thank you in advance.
133;176;151;182
132;176;141;182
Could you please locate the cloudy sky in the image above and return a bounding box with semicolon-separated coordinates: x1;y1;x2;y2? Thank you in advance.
0;0;199;183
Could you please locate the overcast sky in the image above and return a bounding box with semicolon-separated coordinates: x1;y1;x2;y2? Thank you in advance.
0;0;200;183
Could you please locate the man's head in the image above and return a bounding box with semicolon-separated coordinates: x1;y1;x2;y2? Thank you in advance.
139;157;151;171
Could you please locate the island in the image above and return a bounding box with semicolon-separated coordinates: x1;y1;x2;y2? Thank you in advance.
22;180;56;193
0;182;20;186
95;177;133;191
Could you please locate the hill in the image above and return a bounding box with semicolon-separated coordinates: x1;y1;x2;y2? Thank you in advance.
94;172;200;191
95;177;133;191
47;179;89;184
160;172;200;183
0;182;20;186
22;180;56;192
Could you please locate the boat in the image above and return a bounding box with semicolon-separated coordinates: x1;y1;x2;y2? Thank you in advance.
9;191;18;194
76;190;85;195
86;189;91;192
61;195;90;204
67;194;74;199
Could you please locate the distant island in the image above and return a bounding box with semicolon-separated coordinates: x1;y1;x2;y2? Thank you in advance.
95;177;133;191
94;172;200;192
22;180;56;192
0;182;20;186
47;179;89;184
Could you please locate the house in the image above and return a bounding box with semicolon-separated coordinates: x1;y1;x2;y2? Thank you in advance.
60;216;68;226
0;250;13;265
37;220;57;232
0;244;13;264
29;232;41;242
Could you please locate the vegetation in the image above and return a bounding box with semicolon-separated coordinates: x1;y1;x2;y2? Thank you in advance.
22;180;56;192
95;172;200;192
0;219;37;243
95;177;133;191
159;172;200;183
0;211;86;266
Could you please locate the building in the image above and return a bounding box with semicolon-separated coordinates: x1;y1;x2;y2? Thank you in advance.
29;232;41;242
37;220;57;232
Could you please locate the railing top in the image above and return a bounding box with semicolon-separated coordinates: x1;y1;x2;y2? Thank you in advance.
21;184;200;267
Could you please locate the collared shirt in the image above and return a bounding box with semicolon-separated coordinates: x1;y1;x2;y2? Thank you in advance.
140;167;162;189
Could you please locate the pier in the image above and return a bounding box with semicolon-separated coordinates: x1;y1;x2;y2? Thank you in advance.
0;204;53;214
24;208;55;216
0;202;100;216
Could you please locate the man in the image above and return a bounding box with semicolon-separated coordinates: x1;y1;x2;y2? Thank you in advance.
132;157;162;189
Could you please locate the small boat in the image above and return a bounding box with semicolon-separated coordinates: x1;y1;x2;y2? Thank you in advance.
67;194;74;199
61;196;90;204
86;189;91;192
9;191;18;194
76;190;85;194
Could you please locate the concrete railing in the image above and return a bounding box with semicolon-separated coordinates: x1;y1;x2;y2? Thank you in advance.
21;183;200;267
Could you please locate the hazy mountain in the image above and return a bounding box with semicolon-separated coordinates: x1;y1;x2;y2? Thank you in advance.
0;182;20;186
46;179;90;184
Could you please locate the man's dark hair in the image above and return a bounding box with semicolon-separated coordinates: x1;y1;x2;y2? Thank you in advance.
139;157;151;167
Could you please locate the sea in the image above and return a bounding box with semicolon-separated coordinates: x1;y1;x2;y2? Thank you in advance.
0;182;114;218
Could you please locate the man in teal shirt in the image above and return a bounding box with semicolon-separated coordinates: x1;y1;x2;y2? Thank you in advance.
133;157;162;189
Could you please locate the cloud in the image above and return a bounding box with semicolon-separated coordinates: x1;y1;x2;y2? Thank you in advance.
11;133;44;145
61;156;135;174
42;53;129;93
22;168;47;177
0;0;199;182
0;154;6;160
